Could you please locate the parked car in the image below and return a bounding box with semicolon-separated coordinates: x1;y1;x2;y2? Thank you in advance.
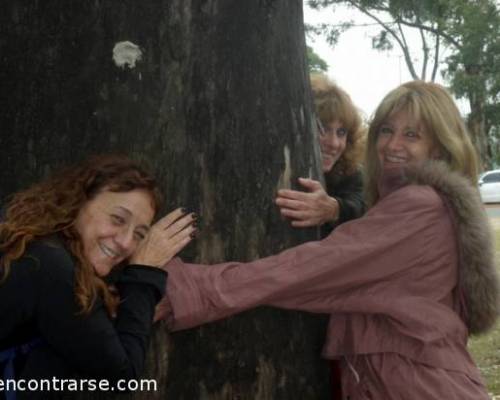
478;169;500;203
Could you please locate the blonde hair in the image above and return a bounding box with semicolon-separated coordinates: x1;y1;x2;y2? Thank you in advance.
310;73;365;177
365;81;479;206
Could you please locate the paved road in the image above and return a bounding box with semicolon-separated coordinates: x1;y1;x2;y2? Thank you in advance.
485;204;500;218
485;204;500;229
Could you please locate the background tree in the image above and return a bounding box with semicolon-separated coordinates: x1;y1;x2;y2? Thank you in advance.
307;45;329;72
306;0;500;167
1;0;332;399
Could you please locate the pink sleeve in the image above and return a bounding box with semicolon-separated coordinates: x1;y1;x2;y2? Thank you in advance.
166;185;447;331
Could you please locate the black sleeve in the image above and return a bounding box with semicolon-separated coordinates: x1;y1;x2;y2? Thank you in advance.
32;243;166;381
322;170;365;235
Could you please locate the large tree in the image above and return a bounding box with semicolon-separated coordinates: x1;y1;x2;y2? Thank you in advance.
306;0;500;167
1;1;332;399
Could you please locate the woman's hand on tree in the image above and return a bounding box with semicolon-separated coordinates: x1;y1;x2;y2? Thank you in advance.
275;178;339;228
130;208;197;267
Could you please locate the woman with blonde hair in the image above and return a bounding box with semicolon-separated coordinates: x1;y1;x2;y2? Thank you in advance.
363;80;479;207
276;74;365;234
0;154;196;396
159;81;498;399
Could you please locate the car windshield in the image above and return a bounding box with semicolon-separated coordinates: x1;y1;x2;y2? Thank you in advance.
481;170;499;178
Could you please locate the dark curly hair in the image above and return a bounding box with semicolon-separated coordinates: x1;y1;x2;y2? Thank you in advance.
0;154;162;315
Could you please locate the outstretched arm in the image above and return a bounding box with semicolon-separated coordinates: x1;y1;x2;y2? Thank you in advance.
165;185;448;331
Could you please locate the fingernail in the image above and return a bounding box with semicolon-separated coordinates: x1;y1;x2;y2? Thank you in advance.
190;231;198;239
191;221;198;228
181;207;189;214
192;213;198;220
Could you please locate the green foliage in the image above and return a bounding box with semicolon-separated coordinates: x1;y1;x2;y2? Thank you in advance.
372;30;394;51
305;0;500;167
440;0;500;165
306;45;329;72
468;228;500;395
305;21;353;47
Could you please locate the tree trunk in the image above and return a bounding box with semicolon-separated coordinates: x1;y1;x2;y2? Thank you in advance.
1;1;331;399
467;92;490;169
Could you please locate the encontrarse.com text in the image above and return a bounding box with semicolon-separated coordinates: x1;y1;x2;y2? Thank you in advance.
0;378;157;392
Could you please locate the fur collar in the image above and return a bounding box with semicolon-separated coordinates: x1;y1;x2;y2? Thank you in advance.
401;161;500;335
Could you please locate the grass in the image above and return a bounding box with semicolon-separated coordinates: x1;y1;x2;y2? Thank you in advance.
468;229;500;397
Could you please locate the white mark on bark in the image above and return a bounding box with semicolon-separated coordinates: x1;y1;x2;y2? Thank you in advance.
299;106;305;126
277;145;292;190
255;356;277;399
112;41;142;69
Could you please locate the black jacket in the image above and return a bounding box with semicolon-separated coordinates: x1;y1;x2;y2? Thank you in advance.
322;169;365;236
0;240;166;385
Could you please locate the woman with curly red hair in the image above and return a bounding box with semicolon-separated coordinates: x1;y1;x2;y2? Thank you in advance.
0;154;195;395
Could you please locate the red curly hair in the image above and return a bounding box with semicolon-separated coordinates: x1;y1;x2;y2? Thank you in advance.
0;154;162;315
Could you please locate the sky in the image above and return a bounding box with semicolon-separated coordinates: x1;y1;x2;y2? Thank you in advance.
302;3;464;118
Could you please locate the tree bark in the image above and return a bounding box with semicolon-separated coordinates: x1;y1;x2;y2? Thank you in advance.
467;91;490;168
1;1;331;399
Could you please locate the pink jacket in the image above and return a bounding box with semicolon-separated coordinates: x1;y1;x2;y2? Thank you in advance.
164;162;499;399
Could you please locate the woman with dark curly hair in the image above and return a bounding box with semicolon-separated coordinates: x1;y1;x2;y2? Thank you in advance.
275;74;365;235
0;154;195;397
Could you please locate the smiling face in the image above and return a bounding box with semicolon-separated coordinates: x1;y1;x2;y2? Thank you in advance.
376;109;439;171
74;189;155;277
318;119;348;173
